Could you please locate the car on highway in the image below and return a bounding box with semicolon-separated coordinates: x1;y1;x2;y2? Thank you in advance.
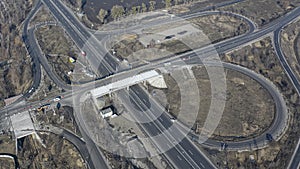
53;96;62;102
28;87;34;93
170;117;176;123
81;50;86;56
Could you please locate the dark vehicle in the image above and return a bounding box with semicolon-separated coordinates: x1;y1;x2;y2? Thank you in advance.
165;35;175;40
266;133;273;141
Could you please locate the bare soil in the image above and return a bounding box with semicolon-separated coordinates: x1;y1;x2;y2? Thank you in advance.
0;158;14;169
0;135;15;154
35;25;78;84
281;19;300;83
0;135;16;169
18;133;85;169
28;68;61;102
156;67;275;141
0;0;34;106
30;5;55;27
188;14;249;43
221;0;300;27
62;0;242;29
209;38;300;168
34;106;82;137
111;14;249;64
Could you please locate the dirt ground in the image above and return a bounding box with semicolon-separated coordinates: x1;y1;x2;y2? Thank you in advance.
33;106;82;137
188;14;249;43
154;66;274;141
0;135;16;169
111;14;249;65
35;25;78;84
18;133;85;169
220;0;300;27
0;0;34;107
280;19;300;83
0;135;15;154
0;158;14;169
81;97;165;169
210;38;300;168
196;67;274;140
30;5;55;27
64;0;241;29
28;68;62;102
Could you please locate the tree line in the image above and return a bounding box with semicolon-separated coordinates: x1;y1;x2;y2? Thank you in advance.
97;0;196;23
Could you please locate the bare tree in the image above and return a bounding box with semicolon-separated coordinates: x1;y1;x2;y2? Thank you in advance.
136;6;141;13
141;3;147;13
165;0;172;8
111;5;125;20
149;1;156;11
130;6;137;15
97;9;108;23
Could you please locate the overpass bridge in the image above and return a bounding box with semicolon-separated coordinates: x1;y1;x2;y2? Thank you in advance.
90;70;160;99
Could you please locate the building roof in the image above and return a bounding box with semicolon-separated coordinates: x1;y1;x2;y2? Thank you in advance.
101;108;113;115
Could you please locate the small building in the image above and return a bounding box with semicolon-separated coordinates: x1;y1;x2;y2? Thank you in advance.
99;107;113;119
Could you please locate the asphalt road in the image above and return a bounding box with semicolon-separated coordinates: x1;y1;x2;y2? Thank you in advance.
42;0;257;80
288;145;300;169
183;61;287;150
60;129;96;169
22;0;42;98
274;29;300;169
117;85;216;169
15;0;300;168
27;26;72;90
71;90;111;169
42;0;119;77
20;2;101;169
0;153;19;169
42;0;218;168
60;128;111;169
94;9;256;36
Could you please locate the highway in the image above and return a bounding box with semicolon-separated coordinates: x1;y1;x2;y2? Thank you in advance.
274;28;300;169
42;0;258;80
117;85;216;168
42;0;219;168
20;2;106;169
16;0;300;168
288;145;300;169
99;10;257;53
42;0;119;77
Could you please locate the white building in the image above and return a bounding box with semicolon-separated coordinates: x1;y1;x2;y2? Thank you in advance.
99;108;113;118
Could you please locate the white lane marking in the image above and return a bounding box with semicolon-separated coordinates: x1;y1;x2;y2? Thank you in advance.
200;162;205;168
